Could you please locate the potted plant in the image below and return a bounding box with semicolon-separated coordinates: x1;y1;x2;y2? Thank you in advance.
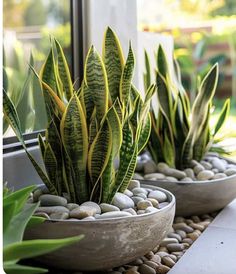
3;184;82;274
136;45;236;216
3;27;175;271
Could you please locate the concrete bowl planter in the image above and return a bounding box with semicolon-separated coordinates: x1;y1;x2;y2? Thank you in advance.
24;185;175;271
140;158;236;217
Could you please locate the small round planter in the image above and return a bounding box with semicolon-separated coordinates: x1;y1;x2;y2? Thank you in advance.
24;185;175;271
140;157;236;217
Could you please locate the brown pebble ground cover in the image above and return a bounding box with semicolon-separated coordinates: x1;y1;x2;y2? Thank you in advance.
45;212;217;274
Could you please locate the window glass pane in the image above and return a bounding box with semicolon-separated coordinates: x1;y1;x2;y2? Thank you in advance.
3;0;71;137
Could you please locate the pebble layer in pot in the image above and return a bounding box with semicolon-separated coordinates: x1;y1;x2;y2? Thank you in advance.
137;45;236;216
3;27;175;271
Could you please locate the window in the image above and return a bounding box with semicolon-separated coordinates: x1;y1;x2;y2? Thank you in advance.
3;0;71;137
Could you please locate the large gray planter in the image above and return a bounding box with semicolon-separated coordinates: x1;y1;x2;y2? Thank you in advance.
24;185;175;271
141;158;236;217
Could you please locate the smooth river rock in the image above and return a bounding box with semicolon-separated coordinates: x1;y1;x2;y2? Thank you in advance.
81;201;101;214
39;194;67;207
197;170;214;180
95;211;132;219
112;192;135;210
211;158;226;172
148;190;167;202
225;168;236;176
128;180;140;190
100;203;120;213
69;205;97;219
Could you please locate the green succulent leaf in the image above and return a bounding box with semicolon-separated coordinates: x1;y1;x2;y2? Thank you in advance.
119;43;135;109
61;95;88;203
4;263;48;274
89;118;112;201
55;39;74;101
4;202;39;247
144;50;151;92
157;45;169;78
85;46;109;122
103;26;124;102
4;235;84;262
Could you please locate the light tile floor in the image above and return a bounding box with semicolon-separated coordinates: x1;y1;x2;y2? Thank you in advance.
169;199;236;274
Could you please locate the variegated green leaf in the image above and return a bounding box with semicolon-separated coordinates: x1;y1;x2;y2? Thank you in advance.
213;98;230;136
119;44;135;109
80;81;94;125
60;95;88;203
88;118;112;187
84;46;108;122
55;39;74;101
108;120;135;201
44;144;60;194
157;45;169;78
103;26;124;102
163;130;175;167
144;50;151;92
138;113;151;153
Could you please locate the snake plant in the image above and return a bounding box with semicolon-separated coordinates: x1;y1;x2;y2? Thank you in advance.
3;184;83;274
3;27;154;204
144;45;230;169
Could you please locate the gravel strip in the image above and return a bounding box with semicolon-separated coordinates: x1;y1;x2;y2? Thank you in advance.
46;212;217;274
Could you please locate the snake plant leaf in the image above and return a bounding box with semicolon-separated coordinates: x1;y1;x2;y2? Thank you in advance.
4;263;48;274
193;107;211;161
113;97;124;123
118;144;138;193
163;130;175;167
39;49;61;118
30;65;66;114
103;26;124;102
4;235;84;262
88;118;112;193
138;113;151;153
88;108;98;147
38;134;45;159
213;98;230;136
144;50;151;92
100;105;123;202
3;185;36;216
61;95;88;203
4;202;39;247
182;64;219;166
119;43;135;109
156;71;173;125
157;45;169;78
85;46;109;122
55;39;73;101
44;144;60;194
108;120;136;200
62;150;77;203
80;81;95;125
106;104;123;156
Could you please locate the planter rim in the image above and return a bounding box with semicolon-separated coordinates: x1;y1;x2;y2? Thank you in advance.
46;185;175;223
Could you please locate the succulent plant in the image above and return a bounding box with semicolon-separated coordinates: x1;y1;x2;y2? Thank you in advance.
3;184;83;274
3;27;154;204
144;45;230;169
